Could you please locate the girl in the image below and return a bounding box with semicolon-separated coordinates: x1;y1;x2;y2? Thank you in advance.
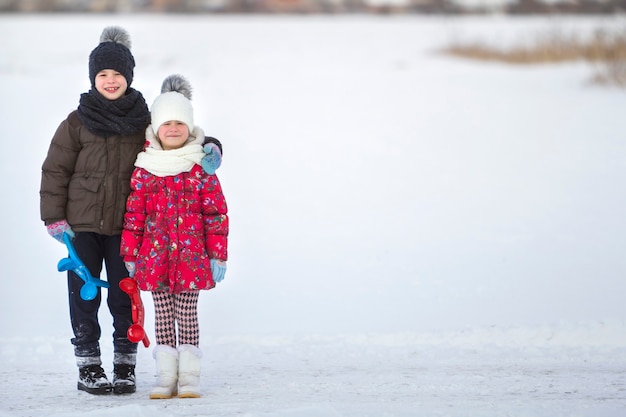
120;75;229;399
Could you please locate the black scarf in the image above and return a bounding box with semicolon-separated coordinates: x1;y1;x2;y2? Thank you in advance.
77;88;151;138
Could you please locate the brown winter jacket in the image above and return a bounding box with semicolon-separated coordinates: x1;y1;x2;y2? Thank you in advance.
40;110;147;235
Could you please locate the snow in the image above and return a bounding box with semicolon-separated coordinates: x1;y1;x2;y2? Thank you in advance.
1;13;626;417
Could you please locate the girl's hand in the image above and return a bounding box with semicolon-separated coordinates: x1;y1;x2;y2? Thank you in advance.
210;259;227;283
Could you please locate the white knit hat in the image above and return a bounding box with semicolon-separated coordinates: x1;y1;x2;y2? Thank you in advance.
150;74;194;135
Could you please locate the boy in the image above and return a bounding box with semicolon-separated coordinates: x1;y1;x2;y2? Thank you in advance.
40;26;151;395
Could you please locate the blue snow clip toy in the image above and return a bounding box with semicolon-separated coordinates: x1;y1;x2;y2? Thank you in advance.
57;232;110;301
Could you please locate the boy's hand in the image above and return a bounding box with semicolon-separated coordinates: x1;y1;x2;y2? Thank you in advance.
201;143;222;175
46;220;75;243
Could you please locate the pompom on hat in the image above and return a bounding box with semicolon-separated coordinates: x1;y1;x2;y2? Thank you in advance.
150;74;195;135
89;26;135;87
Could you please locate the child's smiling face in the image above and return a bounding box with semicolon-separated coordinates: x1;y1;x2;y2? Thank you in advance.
94;69;128;100
157;121;190;150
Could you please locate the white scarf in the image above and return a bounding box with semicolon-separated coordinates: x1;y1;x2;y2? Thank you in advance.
135;126;206;177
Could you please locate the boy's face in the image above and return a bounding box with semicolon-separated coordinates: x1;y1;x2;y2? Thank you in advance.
157;121;190;150
94;69;128;100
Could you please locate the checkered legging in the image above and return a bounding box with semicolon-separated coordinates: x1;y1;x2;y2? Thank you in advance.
152;292;200;347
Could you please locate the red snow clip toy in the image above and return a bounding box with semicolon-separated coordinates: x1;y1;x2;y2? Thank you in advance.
119;278;150;348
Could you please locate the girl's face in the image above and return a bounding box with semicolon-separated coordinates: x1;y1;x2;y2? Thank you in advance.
157;121;190;150
94;69;128;100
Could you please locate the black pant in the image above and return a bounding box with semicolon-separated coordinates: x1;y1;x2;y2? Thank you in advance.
67;232;137;359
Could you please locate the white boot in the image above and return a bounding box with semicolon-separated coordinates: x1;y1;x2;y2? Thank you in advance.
150;345;178;399
177;344;202;398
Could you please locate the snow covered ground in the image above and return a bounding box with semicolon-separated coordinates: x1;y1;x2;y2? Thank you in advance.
2;327;626;417
1;13;626;417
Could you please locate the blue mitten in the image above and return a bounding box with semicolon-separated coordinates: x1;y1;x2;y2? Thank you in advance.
210;259;227;283
125;261;136;278
201;143;222;175
46;220;75;243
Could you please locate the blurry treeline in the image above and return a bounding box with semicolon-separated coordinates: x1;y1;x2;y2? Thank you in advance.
2;0;625;14
443;26;626;87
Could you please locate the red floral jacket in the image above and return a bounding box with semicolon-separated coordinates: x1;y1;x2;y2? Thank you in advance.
121;163;228;293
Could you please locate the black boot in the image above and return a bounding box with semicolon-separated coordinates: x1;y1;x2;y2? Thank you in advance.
112;364;136;394
78;365;112;395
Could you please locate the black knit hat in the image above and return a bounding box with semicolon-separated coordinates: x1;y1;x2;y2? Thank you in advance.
88;26;135;87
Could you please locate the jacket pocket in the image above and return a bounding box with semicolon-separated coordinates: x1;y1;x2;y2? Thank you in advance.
79;177;102;193
66;177;103;227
